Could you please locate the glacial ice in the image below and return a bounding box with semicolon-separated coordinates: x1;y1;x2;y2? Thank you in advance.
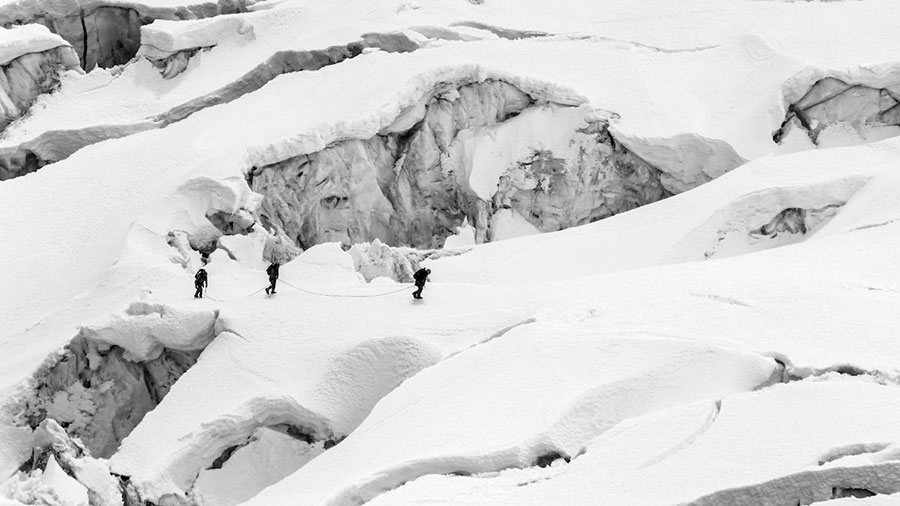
0;26;79;145
251;80;669;250
0;0;258;70
3;1;900;505
776;65;900;147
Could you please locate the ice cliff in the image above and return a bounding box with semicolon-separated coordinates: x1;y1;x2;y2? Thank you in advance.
0;25;79;139
250;79;670;249
0;0;258;71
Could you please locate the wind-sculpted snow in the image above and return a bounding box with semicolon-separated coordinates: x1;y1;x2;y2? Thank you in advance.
244;322;780;506
361;380;900;506
100;245;532;504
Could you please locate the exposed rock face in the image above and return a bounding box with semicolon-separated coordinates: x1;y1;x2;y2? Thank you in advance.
250;79;670;250
774;77;900;144
0;0;257;71
0;45;80;134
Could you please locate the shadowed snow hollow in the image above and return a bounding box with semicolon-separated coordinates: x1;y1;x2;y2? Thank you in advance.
775;66;900;149
0;25;79;161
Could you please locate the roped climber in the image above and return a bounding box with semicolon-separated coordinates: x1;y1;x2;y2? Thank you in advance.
265;260;280;295
194;268;208;298
412;267;431;300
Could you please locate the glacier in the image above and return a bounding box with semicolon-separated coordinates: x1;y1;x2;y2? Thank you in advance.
1;0;900;505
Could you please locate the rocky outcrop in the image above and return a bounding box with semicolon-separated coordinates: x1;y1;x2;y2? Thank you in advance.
249;79;670;249
0;44;80;134
0;0;258;71
774;76;900;145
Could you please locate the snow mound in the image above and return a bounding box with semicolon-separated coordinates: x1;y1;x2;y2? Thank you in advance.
79;302;217;362
245;319;780;506
0;25;70;66
365;379;900;506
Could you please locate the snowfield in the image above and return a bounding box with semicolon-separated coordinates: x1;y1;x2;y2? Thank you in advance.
1;0;900;505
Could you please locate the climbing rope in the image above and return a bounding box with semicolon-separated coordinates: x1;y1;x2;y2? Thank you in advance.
205;279;414;301
278;279;414;298
244;286;268;298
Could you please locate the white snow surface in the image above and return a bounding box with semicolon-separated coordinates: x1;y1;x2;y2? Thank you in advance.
0;24;70;66
2;0;900;505
364;379;900;506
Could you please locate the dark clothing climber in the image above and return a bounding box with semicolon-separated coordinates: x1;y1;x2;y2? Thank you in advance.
265;261;280;295
412;268;431;299
194;268;208;298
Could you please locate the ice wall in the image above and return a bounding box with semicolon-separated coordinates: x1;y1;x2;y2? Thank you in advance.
0;0;258;71
250;79;670;249
775;73;900;146
0;26;79;139
8;303;217;460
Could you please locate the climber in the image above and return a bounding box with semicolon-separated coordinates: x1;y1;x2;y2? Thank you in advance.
265;260;280;295
194;268;208;298
412;267;431;300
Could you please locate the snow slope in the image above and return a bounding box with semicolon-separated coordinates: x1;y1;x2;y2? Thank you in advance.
363;379;900;506
2;0;900;505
